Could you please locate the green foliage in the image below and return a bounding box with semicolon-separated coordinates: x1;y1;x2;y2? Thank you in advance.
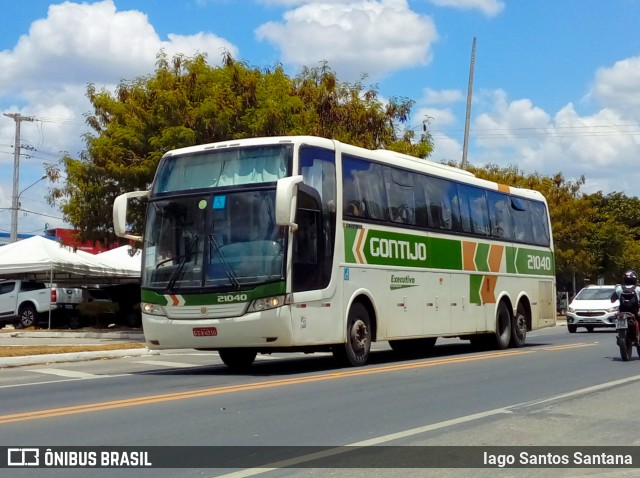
51;52;432;243
583;192;640;282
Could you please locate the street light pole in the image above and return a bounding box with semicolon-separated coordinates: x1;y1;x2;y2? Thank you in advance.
4;113;35;242
13;174;48;236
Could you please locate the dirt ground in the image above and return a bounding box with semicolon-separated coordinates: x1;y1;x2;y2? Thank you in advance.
0;343;147;358
0;325;145;358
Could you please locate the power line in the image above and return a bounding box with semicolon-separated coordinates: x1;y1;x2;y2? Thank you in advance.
36;116;85;125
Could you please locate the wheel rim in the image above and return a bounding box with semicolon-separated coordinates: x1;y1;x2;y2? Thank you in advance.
350;318;369;356
514;314;526;341
21;312;34;327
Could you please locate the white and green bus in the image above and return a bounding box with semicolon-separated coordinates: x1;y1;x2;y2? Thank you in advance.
113;136;556;369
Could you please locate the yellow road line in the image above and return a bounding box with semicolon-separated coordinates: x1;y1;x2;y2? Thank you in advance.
541;343;596;351
0;349;532;425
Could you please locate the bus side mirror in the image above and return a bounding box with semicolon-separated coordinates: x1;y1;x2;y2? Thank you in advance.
113;190;149;241
275;175;303;231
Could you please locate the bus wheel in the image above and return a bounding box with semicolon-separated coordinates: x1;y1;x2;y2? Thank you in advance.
219;349;257;371
494;302;512;350
334;303;371;366
390;337;437;357
510;304;527;348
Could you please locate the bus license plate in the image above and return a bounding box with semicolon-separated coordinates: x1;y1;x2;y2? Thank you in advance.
193;327;217;337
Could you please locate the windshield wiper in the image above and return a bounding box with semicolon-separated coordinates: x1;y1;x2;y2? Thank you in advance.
209;234;240;290
166;235;199;291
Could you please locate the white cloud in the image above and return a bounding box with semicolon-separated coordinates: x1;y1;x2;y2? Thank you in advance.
0;0;238;97
464;88;640;195
423;88;464;104
590;55;640;120
416;106;457;127
256;0;437;80
0;0;239;170
427;0;505;17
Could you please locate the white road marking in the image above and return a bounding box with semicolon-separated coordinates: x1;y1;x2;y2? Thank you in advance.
27;368;107;379
133;360;199;368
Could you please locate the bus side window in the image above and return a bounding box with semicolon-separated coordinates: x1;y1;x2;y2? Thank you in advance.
530;200;551;246
385;167;415;225
342;155;387;221
510;196;533;242
487;190;511;239
342;157;365;219
448;190;460;231
430;203;444;228
424;175;455;230
457;184;473;233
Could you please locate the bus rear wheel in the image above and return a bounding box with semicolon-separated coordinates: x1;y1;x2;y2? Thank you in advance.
510;304;527;348
494;302;512;350
334;303;371;367
219;349;257;371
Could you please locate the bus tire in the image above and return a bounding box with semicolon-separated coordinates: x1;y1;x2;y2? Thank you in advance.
334;302;371;367
510;304;527;348
219;349;257;371
494;302;512;350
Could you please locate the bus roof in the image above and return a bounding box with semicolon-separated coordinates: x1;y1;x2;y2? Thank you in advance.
162;135;547;203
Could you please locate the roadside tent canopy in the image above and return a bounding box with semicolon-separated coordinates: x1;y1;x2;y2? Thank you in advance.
0;236;140;284
97;245;142;272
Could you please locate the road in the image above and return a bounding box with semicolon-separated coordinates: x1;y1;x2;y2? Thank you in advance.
1;324;640;477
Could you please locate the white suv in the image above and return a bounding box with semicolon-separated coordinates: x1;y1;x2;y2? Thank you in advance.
566;285;618;333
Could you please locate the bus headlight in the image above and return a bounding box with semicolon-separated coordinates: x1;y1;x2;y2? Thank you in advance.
142;302;165;316
249;295;286;312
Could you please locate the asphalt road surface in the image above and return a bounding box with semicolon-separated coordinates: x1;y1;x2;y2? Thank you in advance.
1;323;640;478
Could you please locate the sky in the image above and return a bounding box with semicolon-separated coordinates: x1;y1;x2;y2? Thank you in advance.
1;0;639;237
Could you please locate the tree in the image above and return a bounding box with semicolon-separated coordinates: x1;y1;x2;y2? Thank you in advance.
50;52;432;244
584;192;640;282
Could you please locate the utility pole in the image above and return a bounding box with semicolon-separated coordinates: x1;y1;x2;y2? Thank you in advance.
3;113;35;242
461;37;476;170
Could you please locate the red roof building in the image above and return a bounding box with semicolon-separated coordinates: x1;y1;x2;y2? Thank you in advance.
44;228;115;254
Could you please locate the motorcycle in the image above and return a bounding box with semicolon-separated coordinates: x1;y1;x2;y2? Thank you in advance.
615;311;640;361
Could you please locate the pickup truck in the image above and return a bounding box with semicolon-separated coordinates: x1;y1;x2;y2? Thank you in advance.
0;279;83;329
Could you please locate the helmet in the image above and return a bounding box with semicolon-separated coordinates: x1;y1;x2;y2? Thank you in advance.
623;270;638;286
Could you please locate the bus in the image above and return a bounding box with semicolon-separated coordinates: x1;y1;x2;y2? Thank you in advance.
113;136;556;369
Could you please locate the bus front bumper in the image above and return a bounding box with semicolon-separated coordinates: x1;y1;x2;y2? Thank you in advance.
141;307;294;350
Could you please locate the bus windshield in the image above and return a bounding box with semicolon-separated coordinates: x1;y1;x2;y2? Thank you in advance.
142;190;286;290
152;145;290;194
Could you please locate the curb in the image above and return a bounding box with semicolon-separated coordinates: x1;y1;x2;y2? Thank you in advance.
0;348;159;368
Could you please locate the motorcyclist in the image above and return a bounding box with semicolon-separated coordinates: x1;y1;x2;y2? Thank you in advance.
611;270;640;340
